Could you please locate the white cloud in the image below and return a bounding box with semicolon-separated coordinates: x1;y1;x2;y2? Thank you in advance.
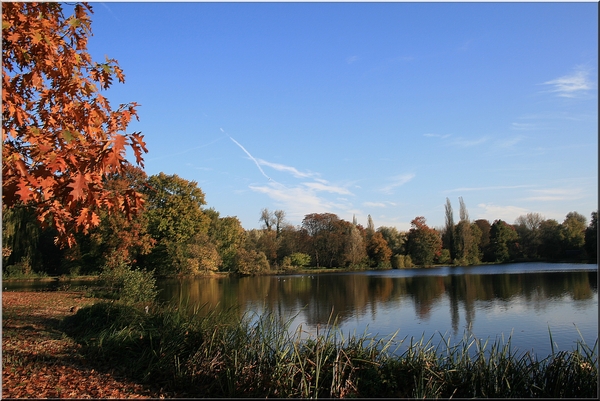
380;173;415;194
303;181;352;195
423;133;451;139
476;203;529;223
346;55;359;64
257;159;315;179
363;202;387;208
523;187;584;202
249;180;354;223
541;67;594;98
445;184;533;194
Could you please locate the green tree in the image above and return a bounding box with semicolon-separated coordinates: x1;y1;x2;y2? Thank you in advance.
514;212;545;260
474;219;493;262
443;198;455;262
561;211;587;254
489;220;518;263
584;211;597;262
453;197;479;265
142;173;210;275
377;226;406;256
538;219;563;260
206;209;246;272
406;216;442;267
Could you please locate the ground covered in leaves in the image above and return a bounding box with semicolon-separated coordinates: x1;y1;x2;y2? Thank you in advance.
2;291;172;398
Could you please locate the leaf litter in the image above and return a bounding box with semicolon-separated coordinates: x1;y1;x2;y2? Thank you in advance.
2;291;174;398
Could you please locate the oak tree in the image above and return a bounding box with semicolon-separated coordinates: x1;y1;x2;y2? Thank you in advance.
2;3;147;247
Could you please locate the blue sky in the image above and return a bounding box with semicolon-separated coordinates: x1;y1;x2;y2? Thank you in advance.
87;2;598;231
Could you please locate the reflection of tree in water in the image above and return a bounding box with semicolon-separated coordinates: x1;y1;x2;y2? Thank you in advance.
157;269;596;331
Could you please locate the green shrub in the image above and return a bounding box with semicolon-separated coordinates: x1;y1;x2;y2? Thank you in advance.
98;261;157;304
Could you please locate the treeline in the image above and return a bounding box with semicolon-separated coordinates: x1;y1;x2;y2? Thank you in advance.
2;168;597;278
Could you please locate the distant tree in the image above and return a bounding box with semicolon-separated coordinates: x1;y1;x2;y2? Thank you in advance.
206;209;246;272
538;219;563;260
584;211;597;262
301;213;349;268
274;209;286;236
366;214;376;236
474;219;493;262
489;220;519;263
561;211;587;253
459;197;469;221
260;208;276;231
443;198;455;261
2;3;147;247
453;198;479;265
406;216;442;267
367;231;392;268
377;226;406;256
514;212;545;260
345;223;367;267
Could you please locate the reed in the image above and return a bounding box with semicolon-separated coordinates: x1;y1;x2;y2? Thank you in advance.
62;301;598;398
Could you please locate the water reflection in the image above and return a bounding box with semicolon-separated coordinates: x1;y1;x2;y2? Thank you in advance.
159;269;596;333
158;265;597;357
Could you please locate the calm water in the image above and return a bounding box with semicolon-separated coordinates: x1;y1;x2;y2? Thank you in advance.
4;263;596;358
157;263;598;358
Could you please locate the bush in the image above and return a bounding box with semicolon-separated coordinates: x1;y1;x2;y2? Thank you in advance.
290;252;311;268
391;254;413;269
98;261;157;304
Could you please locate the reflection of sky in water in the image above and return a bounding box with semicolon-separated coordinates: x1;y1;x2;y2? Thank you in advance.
149;263;597;359
250;284;597;358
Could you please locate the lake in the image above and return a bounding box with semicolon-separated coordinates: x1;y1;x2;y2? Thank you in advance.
3;262;596;358
157;262;598;358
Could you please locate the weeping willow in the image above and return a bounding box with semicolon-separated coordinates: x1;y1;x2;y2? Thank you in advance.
2;205;42;274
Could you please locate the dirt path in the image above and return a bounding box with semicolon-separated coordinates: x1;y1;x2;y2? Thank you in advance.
2;291;169;398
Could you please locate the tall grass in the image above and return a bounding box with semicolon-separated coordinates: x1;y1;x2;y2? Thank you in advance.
61;300;598;398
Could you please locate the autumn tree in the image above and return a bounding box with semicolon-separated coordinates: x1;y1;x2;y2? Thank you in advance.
2;3;148;247
406;216;442;267
345;223;367;267
366;231;392;268
302;213;348;268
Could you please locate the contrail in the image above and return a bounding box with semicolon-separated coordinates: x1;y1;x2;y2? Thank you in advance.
221;128;273;181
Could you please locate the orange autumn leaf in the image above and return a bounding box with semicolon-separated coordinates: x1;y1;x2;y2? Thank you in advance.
2;2;148;247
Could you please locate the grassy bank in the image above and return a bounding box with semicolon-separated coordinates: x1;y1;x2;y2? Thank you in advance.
59;298;598;398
